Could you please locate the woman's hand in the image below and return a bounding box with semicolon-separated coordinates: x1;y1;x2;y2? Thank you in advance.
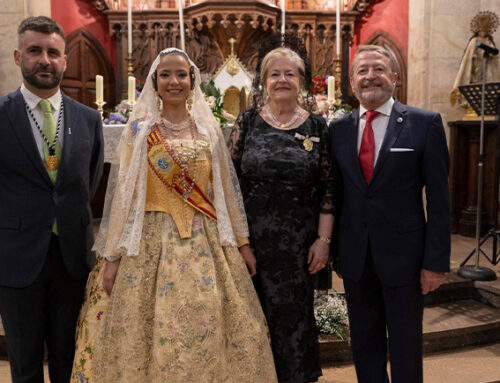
103;258;121;296
239;245;257;277
307;239;329;274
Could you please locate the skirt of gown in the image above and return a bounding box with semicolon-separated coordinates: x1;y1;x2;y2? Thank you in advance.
71;211;277;383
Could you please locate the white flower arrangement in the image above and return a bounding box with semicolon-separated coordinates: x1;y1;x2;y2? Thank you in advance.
314;292;350;340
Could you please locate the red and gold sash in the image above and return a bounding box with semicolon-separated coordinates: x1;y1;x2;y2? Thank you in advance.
147;126;217;221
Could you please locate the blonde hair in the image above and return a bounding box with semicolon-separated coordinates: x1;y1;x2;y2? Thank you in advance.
350;45;397;77
260;47;306;88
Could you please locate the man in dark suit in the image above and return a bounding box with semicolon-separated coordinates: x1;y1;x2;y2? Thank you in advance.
329;45;450;383
0;16;103;382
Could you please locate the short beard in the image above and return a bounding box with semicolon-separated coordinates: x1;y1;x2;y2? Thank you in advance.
21;63;63;90
354;85;394;107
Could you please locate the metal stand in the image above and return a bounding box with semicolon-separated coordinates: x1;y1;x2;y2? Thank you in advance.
457;54;500;281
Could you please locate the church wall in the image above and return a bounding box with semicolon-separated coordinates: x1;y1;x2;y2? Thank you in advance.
50;0;116;72
351;0;409;62
408;0;500;137
0;0;51;95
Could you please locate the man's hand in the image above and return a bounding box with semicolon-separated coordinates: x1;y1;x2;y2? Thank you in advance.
420;269;446;295
240;245;257;277
103;258;121;296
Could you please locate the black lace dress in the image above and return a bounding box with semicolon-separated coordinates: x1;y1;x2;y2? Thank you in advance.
229;110;334;383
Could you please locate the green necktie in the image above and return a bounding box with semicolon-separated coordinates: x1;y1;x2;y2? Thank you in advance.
39;99;61;183
39;99;60;234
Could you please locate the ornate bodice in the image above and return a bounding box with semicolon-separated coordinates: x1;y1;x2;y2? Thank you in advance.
145;135;212;238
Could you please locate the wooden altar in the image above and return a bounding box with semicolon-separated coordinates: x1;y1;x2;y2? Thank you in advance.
91;0;374;102
449;119;500;237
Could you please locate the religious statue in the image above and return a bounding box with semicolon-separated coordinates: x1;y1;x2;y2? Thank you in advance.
450;11;500;110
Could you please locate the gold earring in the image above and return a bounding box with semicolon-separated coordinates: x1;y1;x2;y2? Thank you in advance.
297;92;304;105
156;92;163;112
186;93;193;112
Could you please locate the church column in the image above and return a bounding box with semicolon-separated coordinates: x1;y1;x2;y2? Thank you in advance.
0;0;51;95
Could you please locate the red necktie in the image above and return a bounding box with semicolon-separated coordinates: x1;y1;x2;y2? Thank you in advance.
359;110;380;183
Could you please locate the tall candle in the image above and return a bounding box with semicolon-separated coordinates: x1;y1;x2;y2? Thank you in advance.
281;0;286;36
336;0;341;56
328;76;336;102
128;76;136;103
178;0;185;51
96;75;103;103
127;0;132;53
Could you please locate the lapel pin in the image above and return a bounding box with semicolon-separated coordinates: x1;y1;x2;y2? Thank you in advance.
397;117;403;123
68;128;72;135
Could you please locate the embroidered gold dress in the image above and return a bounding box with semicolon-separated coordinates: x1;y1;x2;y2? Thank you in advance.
71;132;277;383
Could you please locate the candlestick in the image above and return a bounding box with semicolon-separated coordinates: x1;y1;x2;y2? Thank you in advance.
281;0;286;36
327;76;336;103
127;0;132;54
95;75;104;103
334;58;342;101
328;102;335;121
178;0;185;51
128;76;136;105
126;53;134;77
336;0;341;56
95;101;106;122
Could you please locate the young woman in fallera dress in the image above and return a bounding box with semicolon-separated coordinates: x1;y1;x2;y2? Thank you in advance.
70;48;277;383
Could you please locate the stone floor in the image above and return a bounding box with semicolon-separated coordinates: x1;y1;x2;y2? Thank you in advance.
0;342;499;382
318;342;500;383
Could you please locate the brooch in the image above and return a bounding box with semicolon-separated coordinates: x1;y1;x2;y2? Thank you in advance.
294;133;320;152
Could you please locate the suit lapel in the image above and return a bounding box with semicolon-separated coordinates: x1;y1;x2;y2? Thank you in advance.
56;94;75;186
6;90;53;186
370;100;407;184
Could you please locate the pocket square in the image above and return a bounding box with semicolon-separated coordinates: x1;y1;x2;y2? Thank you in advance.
390;148;414;152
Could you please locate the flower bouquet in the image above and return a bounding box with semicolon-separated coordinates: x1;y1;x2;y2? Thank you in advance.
200;80;235;130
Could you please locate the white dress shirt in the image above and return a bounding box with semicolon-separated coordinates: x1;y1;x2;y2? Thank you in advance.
20;84;64;160
357;97;394;166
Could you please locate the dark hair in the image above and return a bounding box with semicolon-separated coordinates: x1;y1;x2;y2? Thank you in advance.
152;50;195;91
18;16;65;43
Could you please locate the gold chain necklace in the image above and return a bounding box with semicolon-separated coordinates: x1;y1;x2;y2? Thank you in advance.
161;116;192;138
159;117;199;200
266;104;300;129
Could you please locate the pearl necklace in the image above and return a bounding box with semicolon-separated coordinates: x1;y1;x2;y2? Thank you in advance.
265;104;301;129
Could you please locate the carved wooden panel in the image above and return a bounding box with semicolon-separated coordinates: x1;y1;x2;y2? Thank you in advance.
61;29;115;108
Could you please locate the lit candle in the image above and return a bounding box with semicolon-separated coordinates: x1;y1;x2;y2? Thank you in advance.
127;0;132;54
336;0;340;56
178;0;185;51
281;0;286;36
96;75;104;103
328;76;336;102
128;76;136;103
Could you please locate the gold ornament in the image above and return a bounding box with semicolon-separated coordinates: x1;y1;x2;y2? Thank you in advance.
226;58;240;76
303;135;313;151
470;11;499;35
46;155;59;170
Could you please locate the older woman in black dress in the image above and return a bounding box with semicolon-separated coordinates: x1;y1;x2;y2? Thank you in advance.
229;47;334;382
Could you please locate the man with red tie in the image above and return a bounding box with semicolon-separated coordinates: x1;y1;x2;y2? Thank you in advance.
329;45;450;383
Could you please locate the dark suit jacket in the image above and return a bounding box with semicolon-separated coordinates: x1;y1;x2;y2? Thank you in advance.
0;89;104;288
329;100;450;286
